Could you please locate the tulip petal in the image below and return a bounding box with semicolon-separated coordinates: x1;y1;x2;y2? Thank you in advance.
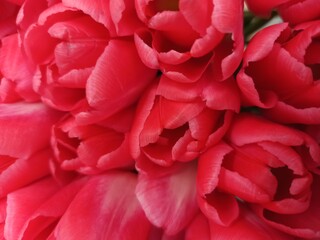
4;178;61;240
136;162;198;235
210;204;294;240
0;102;62;158
0;149;51;198
86;39;157;117
53;171;152;239
185;213;210;240
109;0;143;36
198;191;239;226
227;114;304;147
263;101;320;124
19;178;87;240
0;34;38;101
62;0;116;34
255;175;320;239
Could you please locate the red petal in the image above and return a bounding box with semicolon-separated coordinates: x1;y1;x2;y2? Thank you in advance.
134;30;160;69
136;162;198;235
245;44;313;99
279;0;320;25
109;0;143;36
162;53;213;83
4;177;61;240
62;0;116;34
0;149;51;198
255;175;320;239
53;171;152;239
180;0;212;36
129;84;158;159
197;142;232;195
0;34;38;101
185;213;210;240
203;76;240;112
18;178;87;240
227;114;304;147
210;204;295;240
0;102;62;158
86;39;157;116
198;191;239;226
263;100;320;124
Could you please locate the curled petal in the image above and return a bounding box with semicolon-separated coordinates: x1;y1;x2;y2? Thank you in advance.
53;171;152;239
226;114;304;147
0;102;62;158
4;177;61;240
86;39;157;117
136;162;198;235
0;149;51;198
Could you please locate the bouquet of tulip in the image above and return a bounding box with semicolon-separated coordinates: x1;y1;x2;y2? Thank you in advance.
0;0;319;239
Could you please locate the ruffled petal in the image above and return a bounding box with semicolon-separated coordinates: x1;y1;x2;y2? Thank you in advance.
136;162;198;235
62;0;116;34
210;204;295;240
0;102;62;158
263;100;320;124
53;171;152;239
254;175;320;239
185;213;210;240
226;114;304;147
86;39;157;117
0;34;38;101
0;149;51;198
17;178;87;240
4;177;61;240
109;0;143;36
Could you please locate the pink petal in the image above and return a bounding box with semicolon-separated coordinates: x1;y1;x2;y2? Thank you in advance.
279;0;320;25
197;142;233;195
185;213;210;240
212;0;243;34
129;83;158;159
57;67;93;88
254;175;320;239
210;204;295;240
0;78;21;103
0;149;51;198
62;0;116;34
227;114;304;147
109;0;143;36
134;30;160;69
263;100;320;124
24;4;80;64
149;11;199;48
136;162;198;235
159;98;205;129
53;171;152;239
162;53;213;83
4;177;61;240
156;74;205;102
180;0;212;36
244;44;313;99
198;190;239;226
18;178;87;240
0;102;62;158
0;34;38;101
203;76;240;112
86;39;157;117
222;147;278;199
